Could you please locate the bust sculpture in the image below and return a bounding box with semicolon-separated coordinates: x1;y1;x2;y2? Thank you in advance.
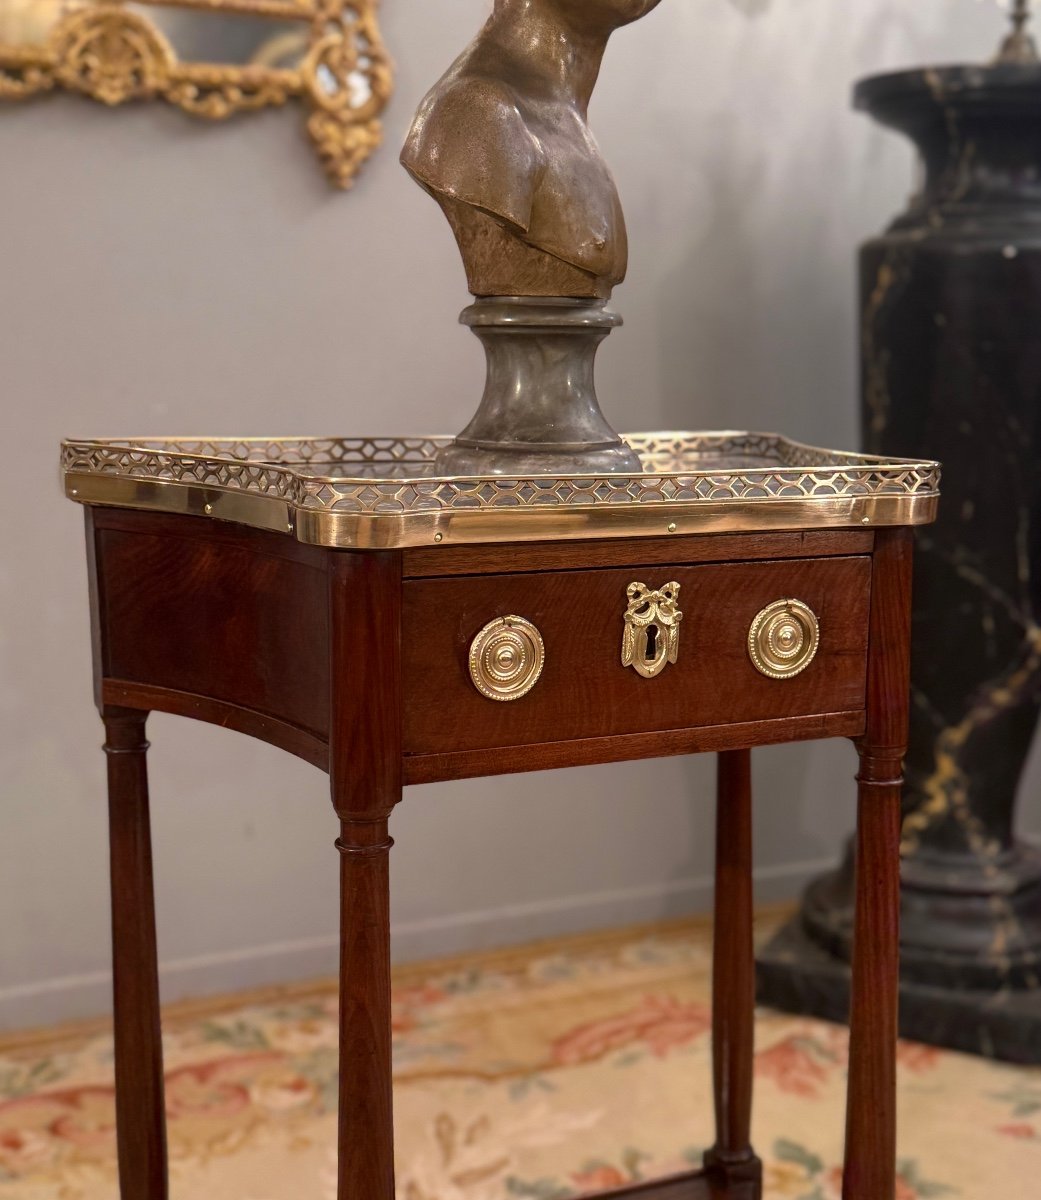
402;0;661;299
402;0;663;474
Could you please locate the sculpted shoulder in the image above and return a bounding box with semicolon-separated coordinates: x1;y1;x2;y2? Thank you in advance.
400;72;541;233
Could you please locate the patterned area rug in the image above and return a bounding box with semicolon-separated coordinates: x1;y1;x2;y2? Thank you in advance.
1;914;1039;1199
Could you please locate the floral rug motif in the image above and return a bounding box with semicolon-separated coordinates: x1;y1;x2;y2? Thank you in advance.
1;915;1039;1199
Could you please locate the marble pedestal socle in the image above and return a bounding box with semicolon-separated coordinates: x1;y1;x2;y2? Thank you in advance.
758;60;1041;1064
435;297;641;477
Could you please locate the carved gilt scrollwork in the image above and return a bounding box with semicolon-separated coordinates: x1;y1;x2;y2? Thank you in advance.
0;0;394;189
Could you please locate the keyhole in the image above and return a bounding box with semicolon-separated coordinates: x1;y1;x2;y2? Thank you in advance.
645;623;659;660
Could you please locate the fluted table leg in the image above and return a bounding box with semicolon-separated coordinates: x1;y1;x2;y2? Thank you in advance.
842;527;913;1200
330;551;403;1200
842;753;902;1200
705;749;762;1199
103;705;168;1200
335;817;395;1199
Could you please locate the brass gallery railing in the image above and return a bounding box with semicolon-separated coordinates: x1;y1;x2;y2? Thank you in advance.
62;432;942;549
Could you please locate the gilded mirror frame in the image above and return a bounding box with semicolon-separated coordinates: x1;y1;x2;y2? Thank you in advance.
0;0;393;188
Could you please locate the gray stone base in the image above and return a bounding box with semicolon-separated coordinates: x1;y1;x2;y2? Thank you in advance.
756;915;1041;1065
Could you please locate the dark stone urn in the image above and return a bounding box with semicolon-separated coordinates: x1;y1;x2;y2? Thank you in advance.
758;45;1041;1062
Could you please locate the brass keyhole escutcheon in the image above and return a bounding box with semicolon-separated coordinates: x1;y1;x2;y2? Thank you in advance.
748;598;820;680
622;581;683;679
469;615;545;701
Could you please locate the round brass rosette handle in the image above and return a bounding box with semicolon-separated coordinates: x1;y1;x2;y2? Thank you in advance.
469;616;545;701
748;598;820;680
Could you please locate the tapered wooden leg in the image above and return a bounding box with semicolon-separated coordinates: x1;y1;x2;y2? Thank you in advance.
336;816;395;1200
842;527;913;1200
329;551;403;1200
103;706;168;1200
842;756;902;1200
704;750;762;1199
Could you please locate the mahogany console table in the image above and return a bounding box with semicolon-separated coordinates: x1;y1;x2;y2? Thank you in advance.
62;432;940;1200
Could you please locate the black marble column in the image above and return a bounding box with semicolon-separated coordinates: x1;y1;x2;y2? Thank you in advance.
758;48;1041;1062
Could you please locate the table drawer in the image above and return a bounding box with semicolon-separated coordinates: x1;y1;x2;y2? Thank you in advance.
402;556;871;755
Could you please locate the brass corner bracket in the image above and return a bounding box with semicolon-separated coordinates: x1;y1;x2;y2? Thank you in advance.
0;0;394;189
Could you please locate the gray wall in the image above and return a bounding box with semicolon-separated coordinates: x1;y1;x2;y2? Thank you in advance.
1;0;1033;1029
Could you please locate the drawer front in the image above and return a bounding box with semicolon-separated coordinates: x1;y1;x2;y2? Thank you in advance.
402;556;871;755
